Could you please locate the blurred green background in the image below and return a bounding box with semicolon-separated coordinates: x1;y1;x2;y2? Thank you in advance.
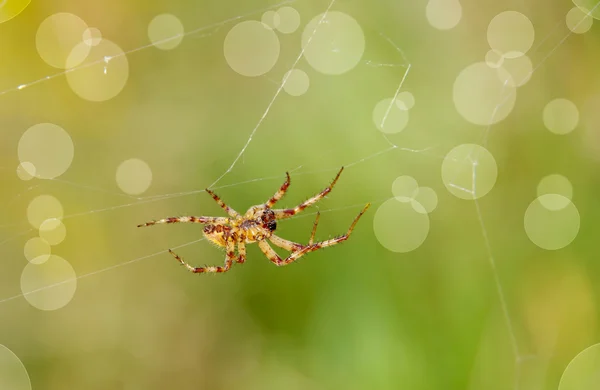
1;0;600;389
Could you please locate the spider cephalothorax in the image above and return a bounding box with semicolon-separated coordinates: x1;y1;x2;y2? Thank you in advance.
137;167;370;274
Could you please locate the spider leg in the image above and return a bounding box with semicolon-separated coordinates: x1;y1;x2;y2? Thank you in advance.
261;203;370;266
302;203;370;251
269;234;305;252
258;240;312;266
272;167;344;219
137;216;228;227
265;172;291;208
237;241;246;263
168;239;236;273
205;188;240;218
309;212;320;245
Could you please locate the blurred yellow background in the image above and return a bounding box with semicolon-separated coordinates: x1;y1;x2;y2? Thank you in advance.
1;0;600;389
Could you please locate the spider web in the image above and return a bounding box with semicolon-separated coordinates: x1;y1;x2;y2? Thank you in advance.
0;0;596;389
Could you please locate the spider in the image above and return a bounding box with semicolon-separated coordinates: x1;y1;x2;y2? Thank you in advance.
137;167;370;274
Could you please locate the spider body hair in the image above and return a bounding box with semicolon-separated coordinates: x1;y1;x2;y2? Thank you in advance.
137;167;370;274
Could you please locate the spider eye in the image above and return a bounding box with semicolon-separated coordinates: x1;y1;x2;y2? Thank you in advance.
267;220;277;231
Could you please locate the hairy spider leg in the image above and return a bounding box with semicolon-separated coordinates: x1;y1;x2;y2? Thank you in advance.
168;239;236;273
237;242;246;263
272;167;344;219
137;216;229;228
309;212;320;245
265;172;291;208
262;203;371;266
205;188;240;218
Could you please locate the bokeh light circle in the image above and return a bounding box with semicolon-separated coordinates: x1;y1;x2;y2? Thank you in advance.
261;10;280;30
396;91;415;110
441;144;498;200
39;218;67;245
573;0;600;21
66;39;129;102
425;0;462;30
0;344;31;390
301;11;365;75
36;13;90;68
18;123;74;179
224;20;280;77
543;98;579;135
116;158;153;195
20;255;77;311
413;187;438;214
282;69;309;96
496;55;533;87
16;162;35;181
453;62;517;125
148;14;184;50
83;27;102;46
537;174;573;210
276;6;300;34
24;237;51;264
392;175;419;202
27;195;64;229
485;49;504;68
487;11;534;58
559;343;600;390
566;6;594;33
373;198;430;253
373;98;410;134
524;195;580;250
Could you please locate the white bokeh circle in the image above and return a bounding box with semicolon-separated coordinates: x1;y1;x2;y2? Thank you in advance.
224;20;280;77
543;98;579;135
276;6;300;34
412;187;438;214
0;344;31;390
487;11;535;58
441;144;498;200
373;98;410;134
20;255;77;311
392;175;419;202
148;14;184;50
24;237;51;264
39;218;67;245
27;195;64;229
301;11;365;75
36;13;90;69
373;198;430;253
453;62;517;125
566;6;594;34
425;0;462;30
18;123;74;179
524;195;580;250
282;69;310;96
559;343;600;390
537;174;573;210
116;158;153;195
66;39;129;102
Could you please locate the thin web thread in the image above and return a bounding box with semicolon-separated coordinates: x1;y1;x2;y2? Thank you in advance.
453;5;600;389
207;0;338;189
0;5;592;356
